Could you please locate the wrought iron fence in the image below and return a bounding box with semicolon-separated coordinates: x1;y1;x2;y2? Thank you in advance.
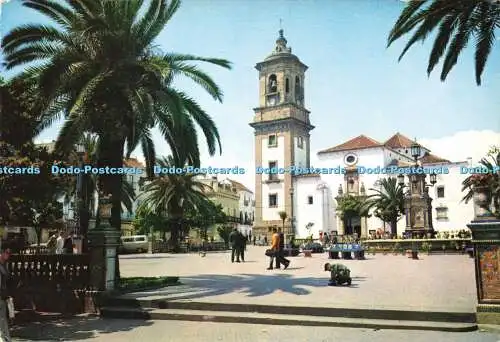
8;253;92;314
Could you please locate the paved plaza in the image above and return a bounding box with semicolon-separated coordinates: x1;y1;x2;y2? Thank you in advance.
11;318;500;342
11;246;496;341
119;246;477;313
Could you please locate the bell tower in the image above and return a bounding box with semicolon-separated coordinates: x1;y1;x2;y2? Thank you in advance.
250;29;314;239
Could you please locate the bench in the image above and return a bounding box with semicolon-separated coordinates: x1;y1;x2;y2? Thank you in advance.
328;244;365;260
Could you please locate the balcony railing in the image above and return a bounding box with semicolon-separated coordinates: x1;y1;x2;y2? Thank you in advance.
226;216;241;223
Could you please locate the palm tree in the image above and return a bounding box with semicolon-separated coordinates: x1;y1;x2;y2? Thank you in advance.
362;178;405;237
337;195;370;236
461;149;500;217
388;0;500;85
2;0;231;234
278;211;287;233
139;157;212;251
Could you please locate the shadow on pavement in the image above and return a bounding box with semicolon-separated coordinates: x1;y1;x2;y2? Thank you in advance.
128;273;366;302
11;316;153;341
119;255;171;260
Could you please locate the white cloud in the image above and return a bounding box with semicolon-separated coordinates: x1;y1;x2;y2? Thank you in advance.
419;130;499;165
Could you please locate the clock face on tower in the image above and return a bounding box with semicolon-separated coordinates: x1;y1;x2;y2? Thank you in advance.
267;95;277;106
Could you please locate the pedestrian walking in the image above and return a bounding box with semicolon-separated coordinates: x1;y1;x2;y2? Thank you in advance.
276;228;290;270
267;228;280;270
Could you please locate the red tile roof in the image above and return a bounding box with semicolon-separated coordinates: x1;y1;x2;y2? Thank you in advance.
229;179;253;193
317;135;383;154
388;153;450;167
419;152;450;164
384;132;415;149
388;159;413;167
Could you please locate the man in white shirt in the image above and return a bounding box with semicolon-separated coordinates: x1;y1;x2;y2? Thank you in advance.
55;231;65;254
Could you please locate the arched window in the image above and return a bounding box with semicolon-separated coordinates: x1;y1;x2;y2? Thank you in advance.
268;74;277;93
285;78;290;93
295;76;301;99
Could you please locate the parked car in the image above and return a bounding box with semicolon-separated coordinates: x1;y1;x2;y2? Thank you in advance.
465;247;474;258
120;235;149;253
300;242;324;253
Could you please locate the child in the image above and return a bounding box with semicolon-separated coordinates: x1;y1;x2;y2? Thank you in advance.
324;262;351;286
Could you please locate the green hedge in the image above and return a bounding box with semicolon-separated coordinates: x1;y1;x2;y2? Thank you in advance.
362;239;471;254
118;276;180;292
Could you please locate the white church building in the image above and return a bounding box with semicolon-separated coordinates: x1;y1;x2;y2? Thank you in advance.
250;30;474;239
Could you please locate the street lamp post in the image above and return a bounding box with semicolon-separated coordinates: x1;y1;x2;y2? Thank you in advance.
397;141;437;260
289;187;294;236
75;143;85;253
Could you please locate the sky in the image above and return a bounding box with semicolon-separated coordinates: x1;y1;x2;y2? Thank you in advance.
2;0;499;191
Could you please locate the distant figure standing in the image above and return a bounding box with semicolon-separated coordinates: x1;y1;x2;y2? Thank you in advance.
253;235;256;246
46;234;57;254
264;235;268;245
324;233;330;246
229;228;240;263
55;231;64;254
267;228;280;270
237;231;246;262
63;231;74;254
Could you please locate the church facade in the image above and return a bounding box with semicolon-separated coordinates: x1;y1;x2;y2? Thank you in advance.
250;31;474;239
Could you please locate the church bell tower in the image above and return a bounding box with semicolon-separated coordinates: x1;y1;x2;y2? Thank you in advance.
250;29;314;239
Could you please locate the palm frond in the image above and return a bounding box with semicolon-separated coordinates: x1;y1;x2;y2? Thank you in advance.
388;0;500;85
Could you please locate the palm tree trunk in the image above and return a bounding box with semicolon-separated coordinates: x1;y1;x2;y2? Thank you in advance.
390;218;397;237
167;202;183;253
170;218;181;252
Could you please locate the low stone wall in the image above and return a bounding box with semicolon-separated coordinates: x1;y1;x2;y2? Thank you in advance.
362;239;472;254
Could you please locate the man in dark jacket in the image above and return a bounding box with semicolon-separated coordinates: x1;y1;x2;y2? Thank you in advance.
229;228;240;263
237;231;246;262
63;231;74;254
276;228;290;269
